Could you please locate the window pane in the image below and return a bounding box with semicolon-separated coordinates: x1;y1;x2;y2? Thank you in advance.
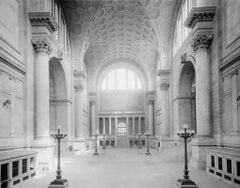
101;78;107;90
12;161;19;177
108;71;115;90
128;70;135;90
101;68;143;90
136;77;142;89
116;69;126;90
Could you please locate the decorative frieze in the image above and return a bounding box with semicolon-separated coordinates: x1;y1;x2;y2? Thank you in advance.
184;6;216;28
28;12;58;33
192;34;213;52
32;39;52;55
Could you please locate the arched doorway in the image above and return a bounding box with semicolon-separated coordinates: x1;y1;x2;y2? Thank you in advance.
117;122;128;148
177;61;196;132
118;122;127;136
49;58;69;135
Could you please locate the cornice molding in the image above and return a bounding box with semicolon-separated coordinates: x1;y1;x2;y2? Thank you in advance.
157;69;170;77
184;6;216;28
28;12;58;32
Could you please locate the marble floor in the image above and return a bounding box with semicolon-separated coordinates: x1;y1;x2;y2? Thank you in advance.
16;147;236;188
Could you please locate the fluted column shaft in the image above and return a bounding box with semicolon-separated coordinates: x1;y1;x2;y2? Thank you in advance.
192;34;213;136
32;39;52;140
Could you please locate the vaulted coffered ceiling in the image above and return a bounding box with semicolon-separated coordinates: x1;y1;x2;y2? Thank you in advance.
60;0;177;90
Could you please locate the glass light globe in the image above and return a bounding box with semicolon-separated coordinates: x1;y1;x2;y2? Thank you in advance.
183;124;188;129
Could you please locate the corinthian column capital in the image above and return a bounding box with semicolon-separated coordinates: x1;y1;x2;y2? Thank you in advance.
192;34;213;52
158;69;170;90
32;38;52;55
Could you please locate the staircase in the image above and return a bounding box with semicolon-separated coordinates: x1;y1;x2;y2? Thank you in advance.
116;136;128;148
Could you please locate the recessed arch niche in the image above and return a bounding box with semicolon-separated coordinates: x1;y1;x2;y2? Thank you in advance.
176;61;196;133
49;58;69;134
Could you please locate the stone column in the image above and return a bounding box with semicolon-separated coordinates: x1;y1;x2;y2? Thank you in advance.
190;31;214;169
133;117;135;135
103;117;106;135
74;71;85;140
147;101;154;134
32;39;52;143
90;100;96;135
31;39;54;171
138;117;141;133
72;70;86;151
109;117;112;135
158;70;170;137
192;33;213;137
184;5;216;169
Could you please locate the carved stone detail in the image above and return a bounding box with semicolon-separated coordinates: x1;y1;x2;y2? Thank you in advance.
32;39;52;55
28;12;58;32
184;6;216;28
158;69;170;90
159;80;170;90
192;34;213;52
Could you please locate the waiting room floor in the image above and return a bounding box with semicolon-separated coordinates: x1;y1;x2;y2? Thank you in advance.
16;147;236;188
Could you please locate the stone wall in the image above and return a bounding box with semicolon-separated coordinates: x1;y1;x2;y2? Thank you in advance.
99;90;145;112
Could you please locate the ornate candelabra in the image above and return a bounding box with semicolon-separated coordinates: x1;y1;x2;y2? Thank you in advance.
144;130;151;155
93;134;99;156
137;133;142;149
176;124;198;188
49;127;68;188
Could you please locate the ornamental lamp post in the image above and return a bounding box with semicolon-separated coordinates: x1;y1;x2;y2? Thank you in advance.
137;133;142;149
176;124;198;188
49;126;69;188
93;133;99;156
144;130;151;155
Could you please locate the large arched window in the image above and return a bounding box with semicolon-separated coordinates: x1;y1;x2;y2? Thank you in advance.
173;0;192;54
101;68;143;90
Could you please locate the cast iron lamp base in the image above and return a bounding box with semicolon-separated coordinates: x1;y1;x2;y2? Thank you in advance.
176;178;198;188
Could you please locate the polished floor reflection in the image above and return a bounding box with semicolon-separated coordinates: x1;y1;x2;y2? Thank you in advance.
15;147;234;188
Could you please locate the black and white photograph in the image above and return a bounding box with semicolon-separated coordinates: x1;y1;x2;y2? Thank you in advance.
0;0;239;188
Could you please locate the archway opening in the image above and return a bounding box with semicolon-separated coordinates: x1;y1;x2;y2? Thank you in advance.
178;61;196;132
49;58;68;134
97;63;146;147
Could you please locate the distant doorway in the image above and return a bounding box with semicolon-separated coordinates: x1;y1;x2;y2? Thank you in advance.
117;122;127;136
117;123;128;147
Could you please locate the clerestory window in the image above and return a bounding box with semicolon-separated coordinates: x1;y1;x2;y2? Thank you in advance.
101;68;143;90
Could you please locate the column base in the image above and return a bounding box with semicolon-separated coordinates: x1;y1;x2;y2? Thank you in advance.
31;138;55;171
189;136;215;170
176;179;198;188
48;179;69;188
